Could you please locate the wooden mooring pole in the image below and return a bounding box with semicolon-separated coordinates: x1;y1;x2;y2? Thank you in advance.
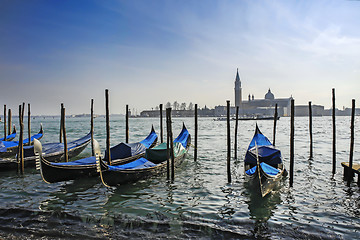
160;104;163;143
194;103;198;161
273;103;278;146
17;105;20;169
332;88;336;174
61;104;68;162
347;99;355;186
60;103;63;143
166;108;170;180
28;103;31;146
3;105;6;141
8;108;12;135
166;108;175;181
91;99;94;156
309;101;313;159
105;89;112;165
126;104;129;143
21;103;25;128
290;99;295;187
234;106;239;159
227;100;231;183
17;104;24;174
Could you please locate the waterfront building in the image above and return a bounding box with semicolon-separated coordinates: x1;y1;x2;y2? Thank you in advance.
228;69;293;117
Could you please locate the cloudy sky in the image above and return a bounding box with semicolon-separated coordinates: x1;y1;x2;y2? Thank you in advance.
0;0;359;115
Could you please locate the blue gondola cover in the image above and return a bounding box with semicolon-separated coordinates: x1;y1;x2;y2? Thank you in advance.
0;132;16;141
245;146;282;165
244;125;282;166
140;130;158;148
108;157;156;170
245;162;280;176
52;156;97;166
174;127;190;148
105;142;146;161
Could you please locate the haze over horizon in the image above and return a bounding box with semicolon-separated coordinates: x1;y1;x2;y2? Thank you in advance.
1;0;359;115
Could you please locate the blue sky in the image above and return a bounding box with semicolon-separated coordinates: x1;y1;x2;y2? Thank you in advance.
0;0;359;115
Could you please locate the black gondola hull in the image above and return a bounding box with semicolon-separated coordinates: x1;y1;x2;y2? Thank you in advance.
40;160;99;183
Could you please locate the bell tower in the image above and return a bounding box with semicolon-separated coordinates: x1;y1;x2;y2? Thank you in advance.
234;68;242;108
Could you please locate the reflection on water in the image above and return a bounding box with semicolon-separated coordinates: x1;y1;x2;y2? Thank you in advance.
39;177;99;212
245;187;282;223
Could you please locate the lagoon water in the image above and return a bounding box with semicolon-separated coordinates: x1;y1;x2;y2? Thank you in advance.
0;115;359;239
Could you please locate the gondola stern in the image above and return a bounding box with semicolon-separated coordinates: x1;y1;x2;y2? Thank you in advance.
11;125;16;135
33;139;42;171
39;123;44;135
36;123;44;141
94;139;111;188
255;123;262;135
33;139;51;184
151;124;155;133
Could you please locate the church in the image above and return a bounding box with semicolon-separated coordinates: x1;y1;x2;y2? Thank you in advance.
215;69;293;117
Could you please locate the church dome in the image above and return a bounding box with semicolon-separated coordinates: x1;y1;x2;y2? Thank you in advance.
265;89;274;100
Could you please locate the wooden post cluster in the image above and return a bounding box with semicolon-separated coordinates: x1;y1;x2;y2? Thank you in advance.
166;108;175;181
61;104;68;162
3;105;6;141
347;99;355;186
105;89;112;165
273;103;278;146
226;100;231;183
309;101;313;159
234;106;239;159
126;104;129;143
91;99;94;156
332;88;336;174
160;104;163;143
290;99;295;187
28;104;31;146
194;103;198;161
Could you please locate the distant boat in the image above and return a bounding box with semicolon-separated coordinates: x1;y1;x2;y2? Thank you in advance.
214;115;279;121
213;117;228;121
235;115;280;121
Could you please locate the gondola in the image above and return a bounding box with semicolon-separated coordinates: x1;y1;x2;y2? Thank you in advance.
97;124;191;187
35;126;158;183
0;125;17;141
0;124;44;158
244;124;285;197
0;132;91;171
